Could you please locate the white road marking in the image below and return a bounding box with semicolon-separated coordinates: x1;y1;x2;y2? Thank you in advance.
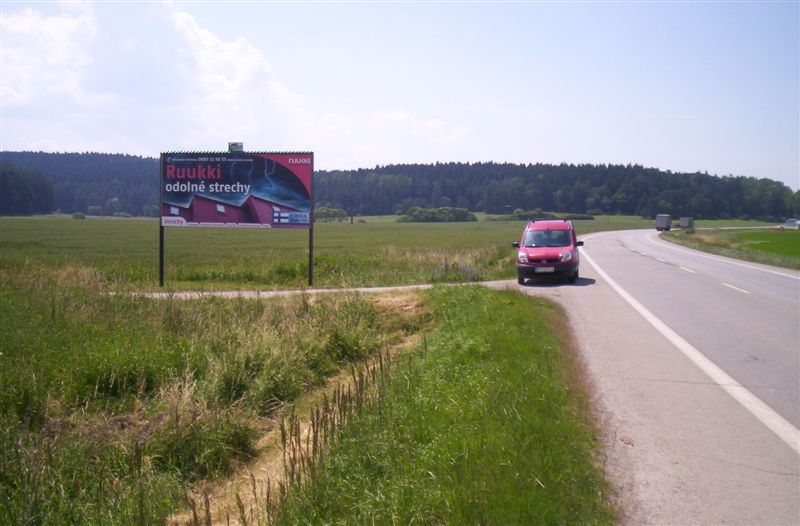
722;283;751;295
680;266;696;274
581;238;800;456
647;232;800;280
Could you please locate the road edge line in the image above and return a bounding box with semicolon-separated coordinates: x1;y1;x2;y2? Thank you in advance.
647;231;800;280
581;240;800;456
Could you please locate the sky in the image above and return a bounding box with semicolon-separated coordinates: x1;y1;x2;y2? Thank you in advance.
1;1;798;189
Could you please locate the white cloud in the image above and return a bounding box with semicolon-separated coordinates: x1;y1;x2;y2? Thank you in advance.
0;5;113;108
166;7;306;148
1;2;470;168
165;7;472;165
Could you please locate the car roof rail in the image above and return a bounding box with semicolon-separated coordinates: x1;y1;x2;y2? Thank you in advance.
529;218;570;224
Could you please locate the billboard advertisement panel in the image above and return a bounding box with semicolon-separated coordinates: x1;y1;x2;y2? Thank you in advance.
160;152;313;228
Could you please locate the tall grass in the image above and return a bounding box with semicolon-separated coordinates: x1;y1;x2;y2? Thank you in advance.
266;286;616;525
0;266;420;524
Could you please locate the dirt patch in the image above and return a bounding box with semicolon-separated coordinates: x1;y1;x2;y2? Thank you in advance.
167;291;427;526
373;289;427;318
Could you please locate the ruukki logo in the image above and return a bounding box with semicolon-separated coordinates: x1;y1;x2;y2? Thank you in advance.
288;157;311;165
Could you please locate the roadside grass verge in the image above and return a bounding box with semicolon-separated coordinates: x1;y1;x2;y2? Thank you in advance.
270;286;616;525
663;229;800;270
0;267;422;524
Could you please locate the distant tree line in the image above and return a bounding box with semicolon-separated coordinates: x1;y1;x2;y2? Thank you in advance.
1;152;798;220
0;163;54;215
1;152;159;217
317;163;799;220
496;209;595;222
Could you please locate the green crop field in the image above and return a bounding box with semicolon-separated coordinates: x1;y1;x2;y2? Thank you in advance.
664;228;800;269
0;216;668;290
0;214;660;291
734;230;800;258
0;215;777;291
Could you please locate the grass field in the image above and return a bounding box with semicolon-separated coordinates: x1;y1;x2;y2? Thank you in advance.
0;269;614;524
1;213;776;523
0;265;422;524
1;214;659;290
271;286;615;525
663;228;800;269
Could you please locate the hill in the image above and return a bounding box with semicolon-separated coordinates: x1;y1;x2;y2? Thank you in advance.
1;152;159;216
1;151;797;220
318;162;799;220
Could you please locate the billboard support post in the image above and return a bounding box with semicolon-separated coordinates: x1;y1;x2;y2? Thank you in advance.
308;225;314;287
308;156;314;287
159;225;165;287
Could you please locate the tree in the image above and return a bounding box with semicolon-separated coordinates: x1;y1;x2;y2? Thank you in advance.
397;207;477;222
314;206;348;222
2;152;795;221
0;163;54;215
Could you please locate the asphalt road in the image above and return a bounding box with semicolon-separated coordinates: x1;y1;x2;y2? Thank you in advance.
610;230;799;427
510;229;800;525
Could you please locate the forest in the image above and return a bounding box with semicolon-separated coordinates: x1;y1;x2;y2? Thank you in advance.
0;163;55;215
1;151;798;220
317;163;799;220
1;152;159;217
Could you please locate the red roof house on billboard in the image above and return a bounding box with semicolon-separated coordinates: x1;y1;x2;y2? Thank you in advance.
162;194;303;227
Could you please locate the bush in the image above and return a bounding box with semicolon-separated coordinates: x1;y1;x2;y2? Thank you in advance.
315;206;349;222
561;213;595;220
488;210;593;222
398;207;477;222
71;212;86;220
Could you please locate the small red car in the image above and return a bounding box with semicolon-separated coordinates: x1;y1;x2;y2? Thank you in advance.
512;220;583;285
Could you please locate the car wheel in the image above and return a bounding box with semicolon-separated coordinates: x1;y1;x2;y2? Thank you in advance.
518;274;525;285
568;269;578;284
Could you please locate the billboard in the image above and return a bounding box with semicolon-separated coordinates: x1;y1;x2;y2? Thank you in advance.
160;152;313;228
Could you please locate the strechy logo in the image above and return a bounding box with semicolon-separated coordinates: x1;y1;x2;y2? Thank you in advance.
288;157;311;165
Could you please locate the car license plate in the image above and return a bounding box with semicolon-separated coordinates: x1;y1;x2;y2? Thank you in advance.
535;267;555;274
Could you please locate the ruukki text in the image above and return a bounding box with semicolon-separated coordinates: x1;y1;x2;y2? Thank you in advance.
166;164;222;180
